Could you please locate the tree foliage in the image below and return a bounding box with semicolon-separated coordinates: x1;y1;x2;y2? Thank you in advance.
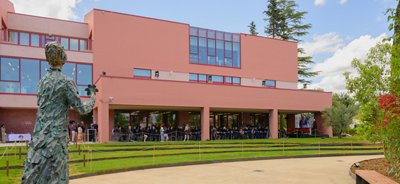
263;0;317;83
248;21;258;35
322;93;358;138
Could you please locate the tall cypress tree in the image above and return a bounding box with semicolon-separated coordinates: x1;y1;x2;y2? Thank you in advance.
248;21;258;35
388;1;400;94
264;0;317;84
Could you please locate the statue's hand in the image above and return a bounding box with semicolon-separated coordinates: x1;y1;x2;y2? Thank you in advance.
85;84;98;96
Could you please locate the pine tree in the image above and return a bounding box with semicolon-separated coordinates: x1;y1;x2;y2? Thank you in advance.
248;21;258;35
264;0;317;84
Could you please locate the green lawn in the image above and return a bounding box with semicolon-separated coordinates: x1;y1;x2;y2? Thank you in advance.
0;137;382;184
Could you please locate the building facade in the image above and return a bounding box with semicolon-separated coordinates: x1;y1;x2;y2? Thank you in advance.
0;0;332;142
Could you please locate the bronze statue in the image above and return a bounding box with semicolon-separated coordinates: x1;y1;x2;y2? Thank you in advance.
21;42;96;184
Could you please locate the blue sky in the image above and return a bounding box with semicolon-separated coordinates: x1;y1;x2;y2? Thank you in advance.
10;0;397;92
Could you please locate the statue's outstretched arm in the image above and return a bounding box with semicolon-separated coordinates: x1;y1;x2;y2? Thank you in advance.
65;80;95;114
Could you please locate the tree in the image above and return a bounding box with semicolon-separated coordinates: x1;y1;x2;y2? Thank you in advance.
248;21;258;35
322;93;358;138
344;42;391;141
263;0;317;83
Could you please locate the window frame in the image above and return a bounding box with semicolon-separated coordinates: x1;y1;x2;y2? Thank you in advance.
133;68;152;79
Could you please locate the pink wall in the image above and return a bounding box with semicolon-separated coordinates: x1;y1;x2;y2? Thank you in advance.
86;9;298;83
0;0;14;41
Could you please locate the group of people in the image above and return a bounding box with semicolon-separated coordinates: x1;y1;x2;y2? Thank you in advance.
68;121;99;143
210;126;270;140
112;124;198;142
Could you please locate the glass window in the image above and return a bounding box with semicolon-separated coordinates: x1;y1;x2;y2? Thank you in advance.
225;76;232;84
216;40;224;66
190;27;198;36
21;59;39;94
77;85;88;96
225;58;232;67
233;34;240;42
199;37;207;64
208;56;216;65
199;74;207;82
80;40;88;51
225;41;232;58
189;73;198;81
199;29;207;37
70;39;78;51
133;68;151;78
9;31;18;44
190;36;198;54
211;75;224;83
40;61;50;78
216;32;224;40
207;39;216;56
60;38;69;50
233;42;240;68
77;64;92;85
264;80;276;87
20;32;29;46
0;82;19;93
31;34;39;47
190;54;199;63
225;33;232;41
1;57;19;81
208;30;215;38
62;62;76;81
233;77;241;85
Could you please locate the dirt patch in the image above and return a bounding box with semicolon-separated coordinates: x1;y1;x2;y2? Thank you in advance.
351;158;400;183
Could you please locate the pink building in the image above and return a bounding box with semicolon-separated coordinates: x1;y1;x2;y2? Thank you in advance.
0;0;332;142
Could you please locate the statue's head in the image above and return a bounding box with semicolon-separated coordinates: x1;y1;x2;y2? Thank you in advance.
45;41;67;67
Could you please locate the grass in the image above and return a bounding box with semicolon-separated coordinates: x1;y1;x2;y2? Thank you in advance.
0;137;382;184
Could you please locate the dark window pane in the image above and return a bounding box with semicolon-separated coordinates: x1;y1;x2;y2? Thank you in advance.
61;38;69;50
225;41;232;58
233;42;240;68
216;32;224;40
199;29;207;37
70;39;78;51
1;57;19;81
80;40;88;51
134;68;151;77
190;54;199;63
0;82;19;93
31;34;39;47
199;74;207;81
233;34;240;42
40;61;50;78
20;32;29;46
190;36;198;54
21;59;39;94
225;33;232;41
62;62;76;81
77;64;92;85
208;30;215;38
207;39;215;56
211;75;224;83
216;40;224;66
190;27;198;36
9;31;18;44
199;37;207;64
189;73;198;81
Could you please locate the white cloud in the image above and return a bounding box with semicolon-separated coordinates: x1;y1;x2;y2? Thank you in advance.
300;32;343;56
314;0;326;6
339;0;348;4
309;33;387;93
10;0;82;20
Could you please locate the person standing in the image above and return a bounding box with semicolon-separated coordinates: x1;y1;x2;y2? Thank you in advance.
160;126;165;142
0;124;6;143
183;124;190;141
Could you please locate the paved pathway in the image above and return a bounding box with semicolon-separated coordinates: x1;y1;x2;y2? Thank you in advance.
71;155;383;184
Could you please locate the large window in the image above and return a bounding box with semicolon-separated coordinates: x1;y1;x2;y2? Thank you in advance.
133;68;151;78
0;56;92;96
262;80;276;88
189;27;240;68
7;30;89;51
189;73;241;85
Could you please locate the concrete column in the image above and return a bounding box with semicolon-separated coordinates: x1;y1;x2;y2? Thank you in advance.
314;112;333;137
97;102;110;143
287;114;295;130
201;106;210;141
269;109;278;139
